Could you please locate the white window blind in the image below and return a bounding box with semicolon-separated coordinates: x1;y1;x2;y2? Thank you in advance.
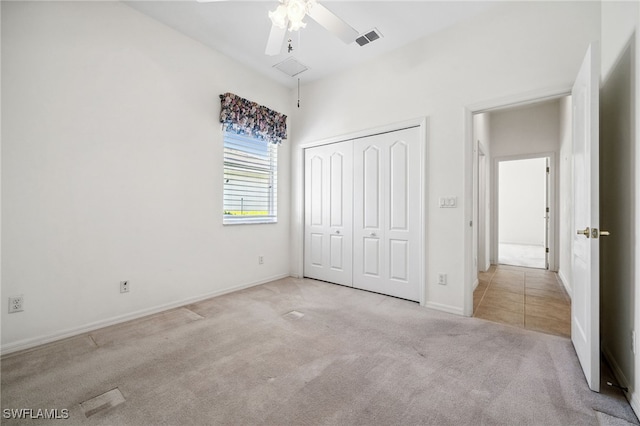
223;132;277;225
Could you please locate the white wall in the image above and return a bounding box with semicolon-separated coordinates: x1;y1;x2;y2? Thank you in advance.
557;95;573;294
498;158;547;245
1;2;292;352
291;1;600;314
490;100;561;158
599;0;640;416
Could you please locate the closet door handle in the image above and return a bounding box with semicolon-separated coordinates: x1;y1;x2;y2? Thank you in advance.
335;230;341;234
370;232;377;237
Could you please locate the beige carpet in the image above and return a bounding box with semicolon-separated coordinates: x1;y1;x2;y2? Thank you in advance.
1;277;638;425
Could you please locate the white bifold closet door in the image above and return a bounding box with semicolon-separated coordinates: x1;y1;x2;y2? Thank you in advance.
304;141;353;286
353;127;421;301
304;126;421;302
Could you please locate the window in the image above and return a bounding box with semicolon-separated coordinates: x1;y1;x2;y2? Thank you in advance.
223;131;277;224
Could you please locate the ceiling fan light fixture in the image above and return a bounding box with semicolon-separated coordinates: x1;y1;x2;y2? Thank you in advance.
269;0;314;33
265;0;358;56
288;19;307;32
269;4;289;30
287;0;307;24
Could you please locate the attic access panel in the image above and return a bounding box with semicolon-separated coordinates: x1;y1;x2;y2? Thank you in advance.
273;57;309;77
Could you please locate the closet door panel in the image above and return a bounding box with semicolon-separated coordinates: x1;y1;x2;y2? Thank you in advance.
309;233;323;266
329;234;344;270
363;146;381;229
330;153;345;227
304;142;353;286
390;141;409;231
354;139;384;288
387;137;415;290
354;127;421;301
389;239;409;282
309;156;323;226
363;237;381;277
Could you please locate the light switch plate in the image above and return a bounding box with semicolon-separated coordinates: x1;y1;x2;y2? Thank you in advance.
439;197;457;208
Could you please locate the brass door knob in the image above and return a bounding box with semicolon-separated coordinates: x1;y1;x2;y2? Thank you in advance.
577;227;590;237
590;228;611;238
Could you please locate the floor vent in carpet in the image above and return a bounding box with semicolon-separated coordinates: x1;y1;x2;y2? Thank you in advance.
80;388;125;418
283;310;304;320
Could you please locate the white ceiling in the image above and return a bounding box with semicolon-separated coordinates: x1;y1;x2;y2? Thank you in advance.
125;1;498;88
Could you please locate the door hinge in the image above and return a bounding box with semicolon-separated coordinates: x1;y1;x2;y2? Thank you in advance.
546;207;550;213
546;167;550;173
546;248;549;253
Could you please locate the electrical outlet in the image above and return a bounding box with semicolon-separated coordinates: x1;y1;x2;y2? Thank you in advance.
120;281;130;293
438;273;447;285
258;256;264;265
8;295;24;313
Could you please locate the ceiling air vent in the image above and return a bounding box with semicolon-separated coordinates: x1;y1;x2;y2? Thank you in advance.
273;57;309;77
356;29;383;47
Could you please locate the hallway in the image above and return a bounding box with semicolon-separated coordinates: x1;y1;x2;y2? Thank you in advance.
498;242;546;269
473;265;570;337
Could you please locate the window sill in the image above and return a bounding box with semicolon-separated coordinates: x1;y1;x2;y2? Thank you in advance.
223;217;278;226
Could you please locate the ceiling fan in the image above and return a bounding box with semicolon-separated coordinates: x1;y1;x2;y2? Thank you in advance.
197;0;360;56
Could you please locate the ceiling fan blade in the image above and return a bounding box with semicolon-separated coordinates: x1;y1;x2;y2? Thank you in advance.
307;2;359;44
265;23;287;56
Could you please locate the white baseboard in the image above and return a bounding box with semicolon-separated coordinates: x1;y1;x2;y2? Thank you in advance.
473;278;479;291
557;269;572;299
602;346;640;418
0;273;290;356
424;301;464;316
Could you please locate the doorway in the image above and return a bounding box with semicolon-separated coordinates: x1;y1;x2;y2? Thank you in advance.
467;95;570;336
497;156;549;269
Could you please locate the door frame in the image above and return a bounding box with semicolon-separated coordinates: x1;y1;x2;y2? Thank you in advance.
463;87;570;316
477;143;488;272
296;117;429;305
492;153;556;270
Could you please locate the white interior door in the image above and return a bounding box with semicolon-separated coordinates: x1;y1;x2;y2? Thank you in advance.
304;142;353;286
353;127;421;301
571;43;600;392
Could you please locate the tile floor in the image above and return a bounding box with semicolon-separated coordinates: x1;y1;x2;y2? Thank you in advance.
473;264;571;337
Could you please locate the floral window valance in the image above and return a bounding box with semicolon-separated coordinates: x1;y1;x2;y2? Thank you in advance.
219;93;287;144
